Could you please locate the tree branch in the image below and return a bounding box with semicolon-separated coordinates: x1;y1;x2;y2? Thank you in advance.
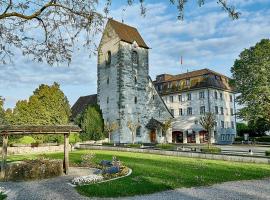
2;0;12;15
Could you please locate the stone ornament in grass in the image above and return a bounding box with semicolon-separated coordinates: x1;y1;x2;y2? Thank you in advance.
71;174;104;186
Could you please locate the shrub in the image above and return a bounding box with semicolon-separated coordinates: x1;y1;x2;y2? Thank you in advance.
201;147;222;154
256;136;270;143
80;153;97;167
0;192;7;200
234;137;244;142
156;144;175;150
125;144;141;148
102;142;114;146
265;150;270;156
17;136;36;145
4;158;63;181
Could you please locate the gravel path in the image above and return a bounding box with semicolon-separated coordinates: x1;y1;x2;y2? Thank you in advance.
0;175;269;200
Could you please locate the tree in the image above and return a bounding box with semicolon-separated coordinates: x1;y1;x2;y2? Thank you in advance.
199;112;216;148
0;97;5;125
76;105;104;141
104;121;118;143
0;0;239;65
127;120;140;144
231;39;270;127
162;119;172;143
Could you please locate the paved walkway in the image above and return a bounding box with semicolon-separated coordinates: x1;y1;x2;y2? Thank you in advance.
0;176;269;200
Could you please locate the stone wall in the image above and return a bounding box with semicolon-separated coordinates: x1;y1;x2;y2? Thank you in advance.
79;145;270;164
0;144;70;155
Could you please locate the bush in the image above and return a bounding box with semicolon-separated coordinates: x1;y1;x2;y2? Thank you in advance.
17;136;36;144
102;142;114;146
265;150;270;156
201;147;222;154
4;158;63;181
125;144;141;148
156;144;175;150
256;136;270;143
0;192;7;200
234;137;244;142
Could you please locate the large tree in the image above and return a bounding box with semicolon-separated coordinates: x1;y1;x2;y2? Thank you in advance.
76;104;104;141
0;97;5;124
231;39;270;127
0;0;240;65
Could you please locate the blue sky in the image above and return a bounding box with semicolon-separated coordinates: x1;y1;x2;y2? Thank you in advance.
0;0;270;109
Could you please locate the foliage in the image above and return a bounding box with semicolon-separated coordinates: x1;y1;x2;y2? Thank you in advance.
0;1;240;65
156;143;175;150
248;118;270;136
0;192;6;200
102;142;114;146
5;83;71;143
104;121;118;143
9;150;270;198
69;133;81;144
201;147;222;154
127;120;140;144
231;39;270;126
265;150;270;156
234;137;244;142
256;136;270;143
199;112;216;147
4;158;63;181
16;136;36;145
236;123;251;137
125;144;141;148
0;97;7;125
76;105;104;141
161;119;172;143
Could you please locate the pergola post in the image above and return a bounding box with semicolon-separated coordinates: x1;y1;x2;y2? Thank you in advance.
1;134;8;179
64;132;70;175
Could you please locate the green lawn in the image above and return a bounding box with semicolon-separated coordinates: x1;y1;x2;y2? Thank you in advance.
7;150;270;198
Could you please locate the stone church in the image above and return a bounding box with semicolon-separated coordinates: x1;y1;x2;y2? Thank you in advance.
97;19;173;143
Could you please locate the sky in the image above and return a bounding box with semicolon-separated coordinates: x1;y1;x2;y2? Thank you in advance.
0;0;270;109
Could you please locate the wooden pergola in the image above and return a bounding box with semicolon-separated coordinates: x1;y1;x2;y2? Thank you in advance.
0;125;81;179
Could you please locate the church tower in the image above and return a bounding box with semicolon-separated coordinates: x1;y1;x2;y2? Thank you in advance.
98;19;172;143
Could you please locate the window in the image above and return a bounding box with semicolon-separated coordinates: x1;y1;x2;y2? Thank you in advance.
187;107;192;115
187;93;192;101
106;51;111;66
230;95;233;102
107;77;109;84
220;107;224;115
178;95;182;102
134;97;137;104
179;108;183;116
215;106;219;114
231;108;234;116
107;97;109;104
170;109;174;117
135;76;137;84
132;51;138;65
170;96;174;103
231;121;235;129
186;79;190;86
214;91;218;99
136;126;141;137
199;91;205;99
220;92;223;100
221;121;225;128
200;106;205;115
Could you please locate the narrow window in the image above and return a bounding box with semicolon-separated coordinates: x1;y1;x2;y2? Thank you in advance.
136;126;141;137
215;106;219;114
220;92;223;100
187;107;192;115
178;95;182;102
230;95;233;102
107;77;109;84
231;121;235;129
200;106;205;115
132;51;138;65
214;91;218;99
187;93;192;101
135;76;137;84
199;91;205;99
179;108;183;116
134;97;137;104
107;97;109;104
170;96;174;103
221;121;225;128
220;107;224;115
106;51;111;66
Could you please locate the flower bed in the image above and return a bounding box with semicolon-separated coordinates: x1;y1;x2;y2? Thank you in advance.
72;174;104;186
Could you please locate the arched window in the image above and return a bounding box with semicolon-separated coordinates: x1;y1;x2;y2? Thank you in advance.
132;51;138;65
106;51;111;66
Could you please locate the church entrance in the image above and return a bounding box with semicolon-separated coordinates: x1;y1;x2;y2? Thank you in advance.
150;130;157;143
172;131;183;143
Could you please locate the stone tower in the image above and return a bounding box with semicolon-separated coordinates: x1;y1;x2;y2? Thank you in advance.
98;19;172;143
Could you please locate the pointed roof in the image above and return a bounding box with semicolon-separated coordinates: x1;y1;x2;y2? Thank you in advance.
108;19;149;49
71;94;97;119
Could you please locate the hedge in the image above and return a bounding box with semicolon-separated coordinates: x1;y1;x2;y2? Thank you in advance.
201;147;222;154
266;150;270;156
156;144;175;150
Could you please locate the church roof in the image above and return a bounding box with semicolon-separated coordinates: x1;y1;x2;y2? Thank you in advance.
108;19;149;49
71;94;97;120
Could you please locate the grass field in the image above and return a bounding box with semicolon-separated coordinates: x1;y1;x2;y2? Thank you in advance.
7;150;270;198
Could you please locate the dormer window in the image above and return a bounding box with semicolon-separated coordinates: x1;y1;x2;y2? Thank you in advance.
132;51;138;65
106;51;111;66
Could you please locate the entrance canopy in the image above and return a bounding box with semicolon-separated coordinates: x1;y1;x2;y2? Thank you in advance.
146;118;163;130
0;125;81;179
